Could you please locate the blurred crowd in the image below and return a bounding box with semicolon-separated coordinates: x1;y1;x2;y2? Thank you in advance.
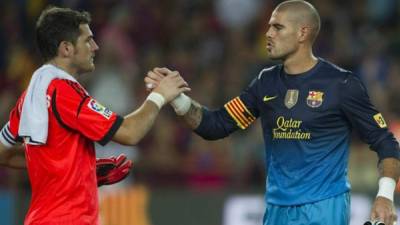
0;0;400;193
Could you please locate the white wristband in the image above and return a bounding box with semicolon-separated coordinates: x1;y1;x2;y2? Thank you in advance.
170;93;191;115
376;177;396;201
146;92;165;109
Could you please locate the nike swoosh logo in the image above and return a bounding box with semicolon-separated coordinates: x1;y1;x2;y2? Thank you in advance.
263;95;278;102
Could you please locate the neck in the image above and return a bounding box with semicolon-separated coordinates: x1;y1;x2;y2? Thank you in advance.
47;58;78;78
283;48;318;75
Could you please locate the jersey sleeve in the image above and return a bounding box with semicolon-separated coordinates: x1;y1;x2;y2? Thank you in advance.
51;80;124;146
0;94;24;148
195;77;260;140
340;74;400;159
0;122;17;148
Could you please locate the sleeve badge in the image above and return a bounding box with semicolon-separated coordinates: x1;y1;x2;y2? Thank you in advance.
373;113;387;128
87;99;112;119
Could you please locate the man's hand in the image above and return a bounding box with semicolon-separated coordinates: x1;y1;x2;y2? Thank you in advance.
145;68;164;91
96;154;133;187
145;67;190;103
144;67;170;91
370;196;397;225
154;71;190;102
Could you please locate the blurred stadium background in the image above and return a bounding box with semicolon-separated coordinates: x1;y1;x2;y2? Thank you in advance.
0;0;400;224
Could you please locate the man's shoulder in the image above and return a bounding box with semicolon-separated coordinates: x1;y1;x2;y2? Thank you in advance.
317;59;366;91
48;79;88;97
10;91;28;119
319;58;352;75
316;58;357;84
257;64;281;80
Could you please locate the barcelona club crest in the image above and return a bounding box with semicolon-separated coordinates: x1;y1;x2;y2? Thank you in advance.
306;91;324;108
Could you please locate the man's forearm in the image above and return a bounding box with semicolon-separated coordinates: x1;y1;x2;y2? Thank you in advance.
2;154;26;169
182;100;203;130
112;101;160;145
0;146;26;169
378;158;400;180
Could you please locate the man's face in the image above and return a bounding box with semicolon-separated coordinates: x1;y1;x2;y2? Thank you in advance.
70;24;99;74
265;10;300;60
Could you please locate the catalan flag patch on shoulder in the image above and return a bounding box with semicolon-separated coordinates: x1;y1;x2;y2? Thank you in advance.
224;97;256;129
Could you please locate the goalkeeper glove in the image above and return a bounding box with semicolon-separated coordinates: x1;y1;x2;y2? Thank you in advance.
96;154;133;187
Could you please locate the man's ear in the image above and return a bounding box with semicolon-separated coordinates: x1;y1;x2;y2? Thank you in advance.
58;41;74;57
298;26;310;43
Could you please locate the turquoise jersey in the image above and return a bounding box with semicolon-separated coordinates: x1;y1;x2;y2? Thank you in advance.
195;58;400;205
264;192;350;225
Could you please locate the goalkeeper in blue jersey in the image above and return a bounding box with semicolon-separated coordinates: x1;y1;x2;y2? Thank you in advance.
145;1;400;225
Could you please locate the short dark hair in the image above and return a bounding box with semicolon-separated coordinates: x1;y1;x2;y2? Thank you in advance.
35;6;91;61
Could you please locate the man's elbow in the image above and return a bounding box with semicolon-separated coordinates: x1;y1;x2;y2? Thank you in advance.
200;135;218;141
115;135;140;146
111;128;141;146
126;137;141;146
195;131;226;141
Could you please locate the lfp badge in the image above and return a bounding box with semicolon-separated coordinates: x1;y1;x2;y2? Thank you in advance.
306;91;324;108
87;99;112;119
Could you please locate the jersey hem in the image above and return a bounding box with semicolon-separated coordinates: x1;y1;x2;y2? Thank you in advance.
266;189;350;206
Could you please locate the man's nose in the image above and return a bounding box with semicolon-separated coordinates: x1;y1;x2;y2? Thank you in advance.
266;28;273;39
92;41;99;51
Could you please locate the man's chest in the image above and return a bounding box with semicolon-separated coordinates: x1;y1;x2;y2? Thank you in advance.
258;81;343;134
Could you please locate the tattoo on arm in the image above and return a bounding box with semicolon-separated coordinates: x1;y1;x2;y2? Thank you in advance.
378;158;400;180
183;100;203;129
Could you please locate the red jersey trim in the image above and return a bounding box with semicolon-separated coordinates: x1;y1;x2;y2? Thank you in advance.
98;115;123;146
77;96;89;116
51;89;74;132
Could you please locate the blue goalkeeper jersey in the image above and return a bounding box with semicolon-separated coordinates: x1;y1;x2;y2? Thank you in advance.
194;58;400;205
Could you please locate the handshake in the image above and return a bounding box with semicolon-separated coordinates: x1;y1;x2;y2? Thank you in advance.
144;67;192;115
